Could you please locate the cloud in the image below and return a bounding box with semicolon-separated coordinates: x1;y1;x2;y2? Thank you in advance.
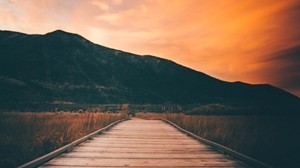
112;0;123;5
260;46;300;95
92;0;110;11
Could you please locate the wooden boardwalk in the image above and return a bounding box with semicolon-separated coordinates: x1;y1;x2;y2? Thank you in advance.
41;118;250;167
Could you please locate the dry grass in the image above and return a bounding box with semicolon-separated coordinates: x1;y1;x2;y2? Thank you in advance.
135;112;165;120
137;112;300;168
0;112;128;167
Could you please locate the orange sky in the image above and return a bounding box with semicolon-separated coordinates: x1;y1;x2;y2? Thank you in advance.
1;0;300;96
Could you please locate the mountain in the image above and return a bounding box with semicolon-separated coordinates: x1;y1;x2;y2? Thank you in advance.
0;30;299;113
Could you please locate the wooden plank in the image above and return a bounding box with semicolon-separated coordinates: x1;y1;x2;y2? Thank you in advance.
43;158;247;167
72;150;219;155
100;135;189;139
72;146;215;153
42;166;249;168
92;137;197;142
78;143;207;149
83;140;202;145
97;135;193;140
103;133;185;137
42;166;250;168
56;151;229;159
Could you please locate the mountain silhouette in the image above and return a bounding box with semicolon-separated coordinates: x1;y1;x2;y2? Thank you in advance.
0;30;299;113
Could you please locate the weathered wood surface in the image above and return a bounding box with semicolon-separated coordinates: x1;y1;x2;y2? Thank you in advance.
41;118;250;167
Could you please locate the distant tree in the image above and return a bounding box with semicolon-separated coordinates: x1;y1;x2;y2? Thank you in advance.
120;104;129;113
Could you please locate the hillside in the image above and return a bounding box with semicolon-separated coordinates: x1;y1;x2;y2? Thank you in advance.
0;30;299;113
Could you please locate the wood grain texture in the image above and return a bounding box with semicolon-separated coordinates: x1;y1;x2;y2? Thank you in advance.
41;118;250;167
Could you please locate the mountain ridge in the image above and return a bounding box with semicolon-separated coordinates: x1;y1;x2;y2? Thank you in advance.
0;29;299;113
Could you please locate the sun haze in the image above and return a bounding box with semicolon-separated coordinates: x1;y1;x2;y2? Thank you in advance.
1;0;299;96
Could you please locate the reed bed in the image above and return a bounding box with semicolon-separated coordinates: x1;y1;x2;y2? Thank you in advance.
135;112;165;120
0;112;128;167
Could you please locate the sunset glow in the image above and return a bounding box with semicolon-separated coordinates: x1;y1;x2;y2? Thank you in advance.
1;0;299;96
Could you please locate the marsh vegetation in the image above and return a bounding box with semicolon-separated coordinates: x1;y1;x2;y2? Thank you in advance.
0;112;128;167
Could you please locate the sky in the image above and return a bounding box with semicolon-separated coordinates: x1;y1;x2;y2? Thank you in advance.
1;0;300;97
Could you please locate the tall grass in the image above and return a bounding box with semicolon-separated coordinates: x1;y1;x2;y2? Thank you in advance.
135;112;165;120
137;112;300;167
0;112;128;167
